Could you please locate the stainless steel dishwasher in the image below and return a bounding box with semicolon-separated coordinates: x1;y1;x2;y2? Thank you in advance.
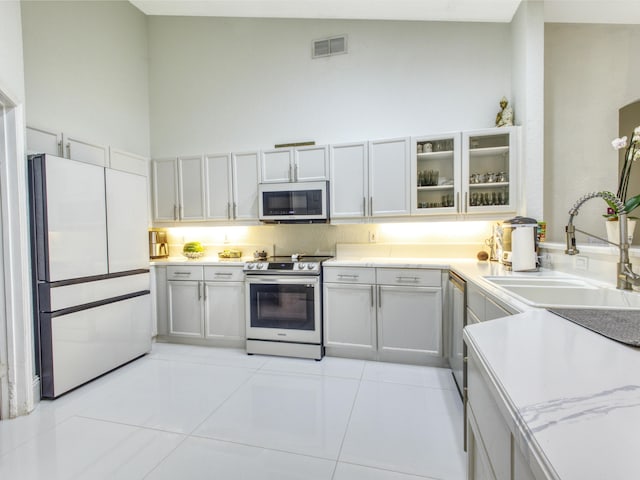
448;270;468;450
448;271;466;396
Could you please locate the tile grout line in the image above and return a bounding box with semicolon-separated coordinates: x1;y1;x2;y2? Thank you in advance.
182;365;260;438
329;362;367;480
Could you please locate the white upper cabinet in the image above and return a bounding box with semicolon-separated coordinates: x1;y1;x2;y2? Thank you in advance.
462;126;518;215
62;134;109;167
205;153;233;221
260;148;293;183
27;126;109;168
261;145;328;183
330;141;369;219
294;145;329;182
411;133;462;216
177;154;206;221
109;148;149;177
26;126;62;156
151;157;179;222
231;151;260;221
368;137;410;217
205;151;259;222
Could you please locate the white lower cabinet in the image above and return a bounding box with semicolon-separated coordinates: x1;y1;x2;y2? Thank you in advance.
203;267;245;343
467;349;537;480
323;282;376;356
163;265;245;347
377;284;442;360
323;266;443;364
168;279;203;337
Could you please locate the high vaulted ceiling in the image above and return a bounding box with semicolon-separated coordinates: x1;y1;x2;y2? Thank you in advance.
129;0;640;24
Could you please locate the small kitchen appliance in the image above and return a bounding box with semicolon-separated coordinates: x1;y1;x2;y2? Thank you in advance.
500;216;538;271
243;254;332;360
149;230;168;259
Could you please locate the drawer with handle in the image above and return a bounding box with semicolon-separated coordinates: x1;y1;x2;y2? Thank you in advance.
323;266;375;284
167;265;204;281
204;266;244;282
376;268;441;287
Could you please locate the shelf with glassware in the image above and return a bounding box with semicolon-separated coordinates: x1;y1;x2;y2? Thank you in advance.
462;127;517;214
410;133;461;215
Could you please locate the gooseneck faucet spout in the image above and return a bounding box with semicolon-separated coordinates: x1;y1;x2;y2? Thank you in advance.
565;191;639;290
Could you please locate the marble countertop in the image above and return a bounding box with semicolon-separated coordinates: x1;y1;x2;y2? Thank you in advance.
150;256;248;266
464;310;640;480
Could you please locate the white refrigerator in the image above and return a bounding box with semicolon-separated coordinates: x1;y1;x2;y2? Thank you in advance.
29;154;151;398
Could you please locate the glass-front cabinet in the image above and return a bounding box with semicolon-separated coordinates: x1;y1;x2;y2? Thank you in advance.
462;127;517;215
410;133;461;215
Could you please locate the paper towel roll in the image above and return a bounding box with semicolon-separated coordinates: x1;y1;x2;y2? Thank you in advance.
511;227;536;271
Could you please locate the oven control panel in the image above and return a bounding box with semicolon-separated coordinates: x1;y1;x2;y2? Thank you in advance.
243;261;321;273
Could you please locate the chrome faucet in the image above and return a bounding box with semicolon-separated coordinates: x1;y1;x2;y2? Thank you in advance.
565;191;640;290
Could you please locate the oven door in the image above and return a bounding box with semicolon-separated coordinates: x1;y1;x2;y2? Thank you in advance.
245;275;321;344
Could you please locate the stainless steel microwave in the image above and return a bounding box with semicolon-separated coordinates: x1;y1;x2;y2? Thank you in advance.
258;181;329;223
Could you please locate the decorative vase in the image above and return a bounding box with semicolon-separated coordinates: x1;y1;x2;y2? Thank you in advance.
605;219;637;245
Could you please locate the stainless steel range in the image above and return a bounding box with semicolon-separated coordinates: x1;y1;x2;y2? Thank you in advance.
244;255;332;360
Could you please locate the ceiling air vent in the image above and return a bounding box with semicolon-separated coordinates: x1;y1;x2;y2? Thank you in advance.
312;35;347;59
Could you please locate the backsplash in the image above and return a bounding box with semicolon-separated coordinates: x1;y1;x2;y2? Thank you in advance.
540;242;640;286
162;221;494;259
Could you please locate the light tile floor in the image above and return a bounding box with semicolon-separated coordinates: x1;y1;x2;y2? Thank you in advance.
0;343;466;479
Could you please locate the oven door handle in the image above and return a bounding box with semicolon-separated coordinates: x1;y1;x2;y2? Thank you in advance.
245;277;319;285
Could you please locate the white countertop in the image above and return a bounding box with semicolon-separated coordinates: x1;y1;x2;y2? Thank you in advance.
464;310;640;480
150;256;248;266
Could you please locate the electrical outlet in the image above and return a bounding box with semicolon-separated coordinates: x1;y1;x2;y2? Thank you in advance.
368;230;377;243
574;255;589;271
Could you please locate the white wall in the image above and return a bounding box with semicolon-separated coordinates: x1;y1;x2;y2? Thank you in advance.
544;23;640;243
21;1;151;157
148;17;512;157
0;1;26;103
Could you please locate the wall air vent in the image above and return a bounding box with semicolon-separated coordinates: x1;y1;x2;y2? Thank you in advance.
312;35;347;59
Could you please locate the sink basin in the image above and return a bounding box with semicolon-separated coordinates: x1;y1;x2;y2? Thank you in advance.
483;275;640;309
483;276;591;288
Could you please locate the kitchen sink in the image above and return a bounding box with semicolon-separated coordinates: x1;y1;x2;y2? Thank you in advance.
483;276;592;288
483;276;640;309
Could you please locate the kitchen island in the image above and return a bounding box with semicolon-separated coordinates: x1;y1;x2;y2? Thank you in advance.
464;309;640;479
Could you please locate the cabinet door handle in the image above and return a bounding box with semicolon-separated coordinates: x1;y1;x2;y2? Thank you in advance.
57;140;63;157
294;163;299;182
173;271;192;276
363;197;366;216
337;274;359;279
289;164;293;182
370;285;374;308
227;202;231;219
464;192;468;213
395;276;419;283
369;197;373;216
233;202;238;219
214;272;233;277
456;192;460;213
203;281;207;301
180;205;184;220
65;142;71;158
198;281;202;300
378;285;382;308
